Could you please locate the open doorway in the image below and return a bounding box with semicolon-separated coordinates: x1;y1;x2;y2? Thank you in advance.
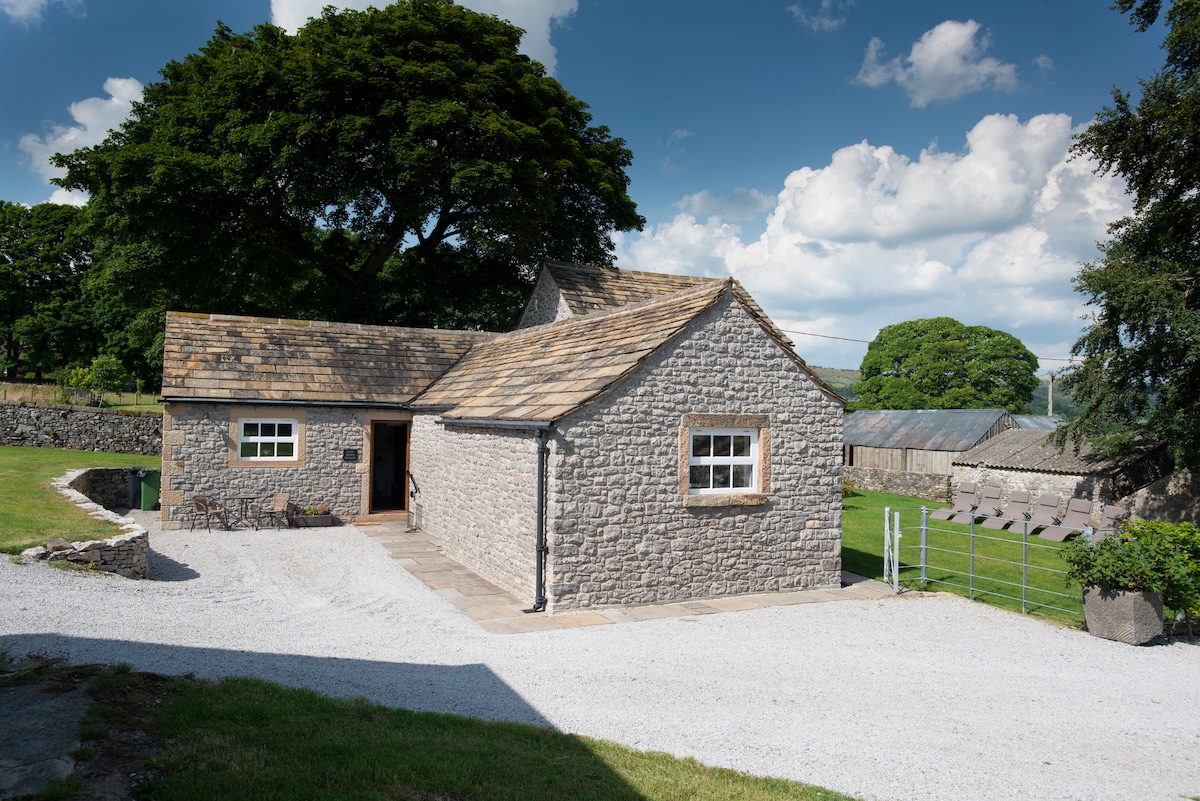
370;422;408;512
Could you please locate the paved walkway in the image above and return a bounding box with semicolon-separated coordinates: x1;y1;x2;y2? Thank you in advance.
352;520;896;634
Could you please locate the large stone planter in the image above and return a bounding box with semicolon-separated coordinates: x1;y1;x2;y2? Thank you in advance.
1082;587;1163;645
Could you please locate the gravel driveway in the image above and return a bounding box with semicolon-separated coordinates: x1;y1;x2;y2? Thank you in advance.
2;515;1198;801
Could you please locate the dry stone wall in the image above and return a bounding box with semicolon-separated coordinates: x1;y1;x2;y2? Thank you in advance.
845;466;952;503
20;469;149;578
548;295;844;611
0;401;161;455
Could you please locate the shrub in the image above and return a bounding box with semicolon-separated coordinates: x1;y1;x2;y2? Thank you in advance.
841;476;857;498
1062;520;1200;624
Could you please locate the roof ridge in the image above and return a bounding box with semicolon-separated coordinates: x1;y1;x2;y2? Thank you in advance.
516;278;730;333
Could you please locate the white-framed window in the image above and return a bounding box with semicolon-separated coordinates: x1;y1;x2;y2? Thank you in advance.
238;418;298;460
689;428;758;493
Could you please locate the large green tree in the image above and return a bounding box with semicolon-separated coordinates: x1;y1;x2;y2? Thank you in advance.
53;0;643;340
0;202;98;379
1060;0;1200;467
852;317;1039;413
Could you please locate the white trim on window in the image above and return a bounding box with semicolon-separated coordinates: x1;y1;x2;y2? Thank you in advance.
237;418;299;461
688;427;758;494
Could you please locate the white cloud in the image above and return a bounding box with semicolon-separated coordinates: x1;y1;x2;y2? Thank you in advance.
269;0;576;73
616;113;1132;369
18;76;142;205
1;0;82;27
787;0;853;32
856;20;1018;108
1034;54;1054;72
677;188;774;221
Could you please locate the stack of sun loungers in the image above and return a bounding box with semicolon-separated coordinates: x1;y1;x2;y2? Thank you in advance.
933;482;1131;543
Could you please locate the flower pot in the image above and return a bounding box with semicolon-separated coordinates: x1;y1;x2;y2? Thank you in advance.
1082;587;1163;645
292;514;336;527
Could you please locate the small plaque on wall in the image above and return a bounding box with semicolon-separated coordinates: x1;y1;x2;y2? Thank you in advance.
342;448;359;462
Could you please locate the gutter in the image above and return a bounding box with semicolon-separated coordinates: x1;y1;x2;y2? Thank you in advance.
434;417;552;613
162;397;410;409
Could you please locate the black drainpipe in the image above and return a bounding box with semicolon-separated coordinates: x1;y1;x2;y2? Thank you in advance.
530;428;549;612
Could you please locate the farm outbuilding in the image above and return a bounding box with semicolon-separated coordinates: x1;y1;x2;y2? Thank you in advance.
843;409;1015;475
951;429;1174;524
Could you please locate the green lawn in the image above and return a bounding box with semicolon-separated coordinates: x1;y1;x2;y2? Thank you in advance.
7;661;858;801
842;488;1083;625
0;445;159;554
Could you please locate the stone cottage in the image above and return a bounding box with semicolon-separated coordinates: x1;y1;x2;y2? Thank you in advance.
160;263;845;611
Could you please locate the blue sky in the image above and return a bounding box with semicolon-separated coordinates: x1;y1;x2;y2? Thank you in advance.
0;0;1167;369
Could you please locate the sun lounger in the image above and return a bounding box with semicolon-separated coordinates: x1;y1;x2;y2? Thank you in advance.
930;481;979;521
1095;504;1130;538
1039;497;1095;541
981;489;1031;530
1025;493;1063;533
955;484;1001;524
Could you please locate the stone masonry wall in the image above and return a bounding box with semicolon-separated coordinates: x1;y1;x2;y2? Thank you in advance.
408;415;539;598
846;466;952;503
516;272;573;329
950;464;1113;526
0;401;161;455
548;295;844;611
160;402;367;529
67;467;142;510
1120;469;1199;525
19;468;150;578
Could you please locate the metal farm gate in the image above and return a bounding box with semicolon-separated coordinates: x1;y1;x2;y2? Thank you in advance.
881;506;1083;621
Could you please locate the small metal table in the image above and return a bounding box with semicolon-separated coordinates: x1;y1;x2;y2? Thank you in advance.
228;494;259;529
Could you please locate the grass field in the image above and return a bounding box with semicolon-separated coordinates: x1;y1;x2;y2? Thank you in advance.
841;488;1083;625
0;381;162;413
0;445;160;554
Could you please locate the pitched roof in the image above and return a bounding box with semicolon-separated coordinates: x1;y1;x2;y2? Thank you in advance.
415;278;839;422
413;281;728;421
1011;414;1063;430
162;312;489;405
843;409;1011;451
544;261;717;315
543;261;796;348
952;428;1166;475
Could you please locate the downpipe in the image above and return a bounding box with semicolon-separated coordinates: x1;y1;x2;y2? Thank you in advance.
530;428;549;612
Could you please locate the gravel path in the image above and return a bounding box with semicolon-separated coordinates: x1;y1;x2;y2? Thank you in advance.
2;515;1198;801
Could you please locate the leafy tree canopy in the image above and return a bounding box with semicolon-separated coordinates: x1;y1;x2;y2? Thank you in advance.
53;0;643;342
0;201;102;379
851;317;1039;413
1060;0;1200;468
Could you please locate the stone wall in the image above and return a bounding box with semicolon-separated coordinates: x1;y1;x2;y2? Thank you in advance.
159;402;365;529
67;467;141;510
1121;469;1199;525
548;295;844;610
409;416;539;598
846;466;952;503
516;272;573;329
19;468;150;578
0;401;161;455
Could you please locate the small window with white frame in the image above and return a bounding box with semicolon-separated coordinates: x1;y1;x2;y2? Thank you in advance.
238;418;298;460
689;428;758;493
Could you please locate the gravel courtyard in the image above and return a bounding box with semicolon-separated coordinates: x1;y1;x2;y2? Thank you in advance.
2;517;1197;801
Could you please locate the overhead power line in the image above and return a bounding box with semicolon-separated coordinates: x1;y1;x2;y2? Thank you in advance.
780;328;1076;364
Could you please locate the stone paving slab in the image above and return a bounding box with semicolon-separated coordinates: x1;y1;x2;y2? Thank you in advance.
355;521;903;634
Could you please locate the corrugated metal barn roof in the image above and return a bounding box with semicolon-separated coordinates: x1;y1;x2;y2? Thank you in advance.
953;429;1171;473
1011;414;1062;430
843;409;1011;451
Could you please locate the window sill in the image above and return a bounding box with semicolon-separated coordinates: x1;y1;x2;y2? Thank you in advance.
682;493;767;508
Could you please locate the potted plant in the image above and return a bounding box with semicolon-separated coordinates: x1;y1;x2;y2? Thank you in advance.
291;503;336;527
1061;520;1199;645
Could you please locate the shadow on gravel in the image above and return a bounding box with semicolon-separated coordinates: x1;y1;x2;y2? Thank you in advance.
148;550;200;581
0;633;554;727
